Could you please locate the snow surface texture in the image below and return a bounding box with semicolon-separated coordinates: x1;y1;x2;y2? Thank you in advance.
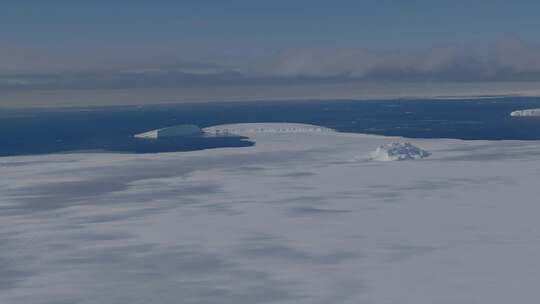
3;123;540;303
134;124;203;139
368;142;431;161
510;108;540;117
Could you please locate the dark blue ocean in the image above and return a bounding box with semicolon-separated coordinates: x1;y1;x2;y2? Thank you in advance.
2;97;540;157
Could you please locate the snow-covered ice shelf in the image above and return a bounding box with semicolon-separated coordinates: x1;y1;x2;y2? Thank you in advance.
3;122;540;304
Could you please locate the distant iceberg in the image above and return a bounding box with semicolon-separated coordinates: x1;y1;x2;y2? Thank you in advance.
368;142;431;161
510;109;540;117
203;123;335;136
134;125;203;139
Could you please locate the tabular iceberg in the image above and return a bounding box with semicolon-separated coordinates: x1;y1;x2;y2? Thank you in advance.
510;108;540;117
203;123;335;136
134;124;203;139
369;142;431;161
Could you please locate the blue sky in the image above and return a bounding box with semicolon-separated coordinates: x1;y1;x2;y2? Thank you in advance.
2;1;540;105
4;1;540;49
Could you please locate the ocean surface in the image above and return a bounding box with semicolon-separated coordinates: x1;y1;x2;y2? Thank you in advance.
2;97;540;156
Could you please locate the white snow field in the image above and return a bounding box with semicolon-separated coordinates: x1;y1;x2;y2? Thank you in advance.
510;108;540;117
2;123;540;303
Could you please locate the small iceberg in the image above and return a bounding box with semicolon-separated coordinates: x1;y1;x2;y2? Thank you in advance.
368;142;431;161
510;109;540;117
134;124;203;139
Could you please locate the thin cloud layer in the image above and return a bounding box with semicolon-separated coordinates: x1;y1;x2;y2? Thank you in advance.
2;41;540;91
256;41;540;81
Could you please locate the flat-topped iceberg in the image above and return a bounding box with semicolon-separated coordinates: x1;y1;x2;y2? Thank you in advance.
510;108;540;117
369;142;431;161
134;124;203;139
203;123;335;136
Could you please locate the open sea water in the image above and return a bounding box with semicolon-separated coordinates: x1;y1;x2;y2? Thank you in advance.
2;97;540;156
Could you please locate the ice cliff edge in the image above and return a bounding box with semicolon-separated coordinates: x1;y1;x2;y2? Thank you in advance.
510;109;540;117
134;125;203;139
368;142;431;161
